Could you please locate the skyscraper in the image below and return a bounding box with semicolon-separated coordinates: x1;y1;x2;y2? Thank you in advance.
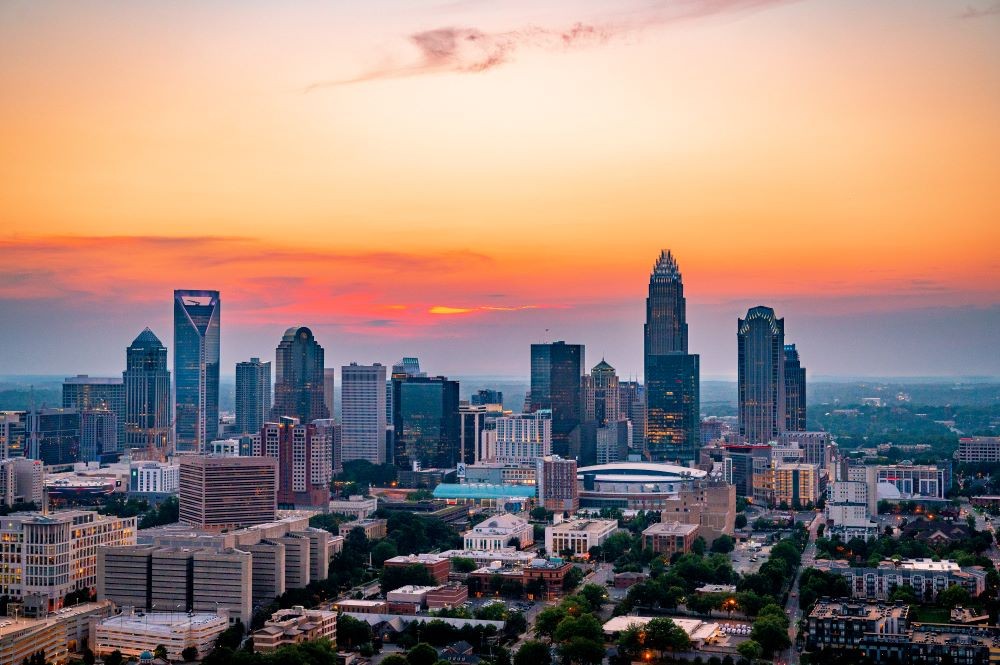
341;363;387;464
530;342;584;459
272;327;329;423
62;375;125;452
590;359;620;427
644;251;700;462
618;381;646;452
738;306;786;444
123;328;172;454
173;290;220;453
81;408;117;462
27;408;80;465
323;368;336;421
235;357;271;435
261;418;331;510
392;376;460;470
784;344;807;432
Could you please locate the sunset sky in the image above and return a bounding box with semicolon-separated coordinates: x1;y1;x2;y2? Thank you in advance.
1;0;998;379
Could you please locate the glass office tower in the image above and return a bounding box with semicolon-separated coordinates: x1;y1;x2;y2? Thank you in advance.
738;306;786;444
530;341;584;460
173;290;220;453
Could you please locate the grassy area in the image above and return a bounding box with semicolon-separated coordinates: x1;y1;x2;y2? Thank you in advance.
910;606;951;624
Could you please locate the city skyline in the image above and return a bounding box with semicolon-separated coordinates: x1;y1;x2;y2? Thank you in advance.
1;1;998;378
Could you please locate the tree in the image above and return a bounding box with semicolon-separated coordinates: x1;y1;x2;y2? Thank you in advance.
554;614;604;644
505;610;528;637
515;641;552;665
710;535;735;554
691;536;707;555
181;646;198;662
735;514;748;529
382;655;411;665
530;507;550;521
563;567;585;591
558;636;605;665
372;540;399;567
105;651;125;665
81;647;95;665
535;606;567;640
215;620;244;651
476;602;508;621
338;614;373;650
408;643;440;665
452;557;477;573
750;615;791;656
645;618;691;652
577;584;608;610
736;640;763;661
938;584;971;608
154;644;168;659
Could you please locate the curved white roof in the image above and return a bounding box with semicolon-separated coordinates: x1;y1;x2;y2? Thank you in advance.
577;462;706;478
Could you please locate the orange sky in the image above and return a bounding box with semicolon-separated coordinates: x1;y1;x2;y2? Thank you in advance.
1;0;998;377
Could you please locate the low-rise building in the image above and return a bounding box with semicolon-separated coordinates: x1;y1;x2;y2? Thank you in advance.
384;554;452;585
252;605;336;653
813;558;988;601
642;522;700;556
545;518;618;557
437;549;537;567
0;601;112;665
386;585;439;610
426;584;468;609
467;559;573;599
658;481;735;542
339;518;387;541
93;609;229;662
328;495;378;520
463;513;533;550
806;599;910;651
332;600;386;614
601;616;723;648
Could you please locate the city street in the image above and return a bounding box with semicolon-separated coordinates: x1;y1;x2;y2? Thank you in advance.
780;512;822;665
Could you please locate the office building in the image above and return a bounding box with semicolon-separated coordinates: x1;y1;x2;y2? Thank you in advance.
179;455;277;530
312;418;343;475
642;522;700;556
775;431;831;467
0;412;27;458
324;368;336;421
0;458;43;507
826;480;878;541
383;554;451;584
174;290;221;453
62;375;125;452
80;408;117;462
467;559;575;599
463;513;534;550
618;381;646;452
253;606;337;653
545;518;618;557
596;421;631;465
328;495;378;520
94;609;229;662
530;342;584;460
27;408;80;465
392;376;460;470
813;558;988;601
338;518;388;541
958;436;1000;463
0;510;136;610
99;545;252;624
494;411;551;465
773;462;821;507
738;306;785;444
122;328;171;455
591;360;619;426
341;363;388;464
659;480;736;542
261;419;332;510
875;464;949;500
535;455;578;512
644;250;700;462
272;326;329;424
470;389;503;407
235;357;271;436
129;460;180;495
783;344;806;431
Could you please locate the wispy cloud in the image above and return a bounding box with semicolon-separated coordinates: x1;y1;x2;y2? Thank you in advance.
306;0;795;89
429;304;545;315
959;2;1000;18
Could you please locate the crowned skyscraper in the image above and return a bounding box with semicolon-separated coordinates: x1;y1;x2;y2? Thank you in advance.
272;326;329;424
173;290;220;453
123;327;171;454
643;250;700;462
738;306;786;444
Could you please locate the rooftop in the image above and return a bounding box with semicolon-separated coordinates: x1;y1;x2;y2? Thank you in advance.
99;612;226;634
548;518;618;534
433;484;537;499
642;522;699;537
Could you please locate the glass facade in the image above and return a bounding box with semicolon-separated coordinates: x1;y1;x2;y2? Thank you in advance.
392;377;460;469
173;290;220;453
644;251;700;462
123;328;171;453
235;357;271;435
784;344;807;432
530;342;584;460
738;306;786;444
272;327;328;424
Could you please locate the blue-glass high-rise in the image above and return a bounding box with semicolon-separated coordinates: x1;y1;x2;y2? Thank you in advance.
173;290;220;453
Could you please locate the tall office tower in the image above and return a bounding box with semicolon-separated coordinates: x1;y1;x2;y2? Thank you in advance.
470;389;504;407
494;411;552;465
738;306;786;444
63;376;125;452
81;408;118;462
235;357;271;436
261;419;331;510
530;341;584;459
783;344;807;432
323;368;336;420
392;376;460;470
341;363;387;464
313;419;343;475
272;327;329;424
591;360;620;427
179;455;277;530
0;412;27;458
387;357;424;429
618;381;646;452
27;408;80;465
535;455;578;513
644;251;700;462
174;290;221;453
123;328;172;454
